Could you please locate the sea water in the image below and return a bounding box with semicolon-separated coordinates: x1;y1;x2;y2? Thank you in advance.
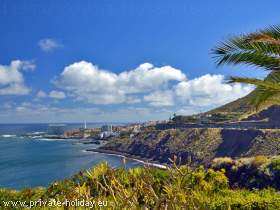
0;123;141;189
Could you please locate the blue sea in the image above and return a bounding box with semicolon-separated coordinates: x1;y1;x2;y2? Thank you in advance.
0;123;141;189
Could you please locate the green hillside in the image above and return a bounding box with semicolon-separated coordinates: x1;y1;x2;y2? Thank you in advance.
173;89;280;123
207;92;255;116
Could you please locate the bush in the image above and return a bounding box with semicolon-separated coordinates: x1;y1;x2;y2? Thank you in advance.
252;155;269;168
270;159;280;172
1;162;280;209
212;157;234;167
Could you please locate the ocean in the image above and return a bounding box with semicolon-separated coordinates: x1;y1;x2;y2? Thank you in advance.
0;123;141;189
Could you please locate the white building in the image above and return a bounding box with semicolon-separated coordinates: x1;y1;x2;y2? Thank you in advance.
100;124;115;139
101;125;113;132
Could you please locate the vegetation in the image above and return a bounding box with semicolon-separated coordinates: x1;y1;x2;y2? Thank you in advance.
103;128;280;166
1;161;280;209
172;112;242;123
207;113;241;122
172;115;198;123
212;25;280;110
207;92;255;116
4;24;280;210
212;156;280;190
160;25;280;124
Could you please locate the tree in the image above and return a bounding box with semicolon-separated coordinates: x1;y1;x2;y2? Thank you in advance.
212;25;280;110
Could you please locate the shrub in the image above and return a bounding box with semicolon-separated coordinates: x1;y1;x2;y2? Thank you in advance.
252;155;269;168
270;159;280;172
212;157;234;168
1;162;280;209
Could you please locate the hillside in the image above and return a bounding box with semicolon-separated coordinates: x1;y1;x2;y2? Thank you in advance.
242;105;280;122
207;92;255;115
172;91;257;123
207;72;280;122
100;128;280;166
174;89;280;123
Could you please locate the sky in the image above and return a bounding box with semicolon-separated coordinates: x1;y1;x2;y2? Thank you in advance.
0;0;279;123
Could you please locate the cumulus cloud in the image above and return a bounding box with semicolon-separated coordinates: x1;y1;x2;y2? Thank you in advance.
54;61;253;109
144;90;175;107
55;61;186;104
38;38;63;52
36;90;66;99
174;74;253;107
0;60;35;95
36;90;48;98
49;90;66;99
144;74;253;108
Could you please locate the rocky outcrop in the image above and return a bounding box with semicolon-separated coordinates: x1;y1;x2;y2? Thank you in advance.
101;128;280;166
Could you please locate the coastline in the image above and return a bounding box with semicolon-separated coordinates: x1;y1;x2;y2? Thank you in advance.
86;148;167;169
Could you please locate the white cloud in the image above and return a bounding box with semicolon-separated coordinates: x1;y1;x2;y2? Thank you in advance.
54;61;252;110
174;74;253;107
49;90;66;99
0;102;171;123
38;38;63;52
2;102;13;109
36;90;66;99
37;90;48;98
117;63;186;93
0;59;254;122
55;61;186;104
144;90;174;107
0;60;35;95
131;74;252;108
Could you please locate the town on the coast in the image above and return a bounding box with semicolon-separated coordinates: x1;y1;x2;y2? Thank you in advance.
24;104;280;143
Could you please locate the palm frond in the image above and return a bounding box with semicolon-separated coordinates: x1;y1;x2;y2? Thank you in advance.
251;86;279;110
260;25;280;40
214;36;280;55
214;51;280;70
229;74;280;110
213;25;280;110
229;76;280;92
212;24;280;70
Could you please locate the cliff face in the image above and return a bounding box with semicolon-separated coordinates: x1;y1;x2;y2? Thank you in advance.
101;128;280;166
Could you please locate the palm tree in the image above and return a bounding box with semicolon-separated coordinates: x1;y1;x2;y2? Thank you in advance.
212;25;280;110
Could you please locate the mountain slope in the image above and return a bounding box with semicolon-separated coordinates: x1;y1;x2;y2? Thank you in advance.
242;105;280;123
101;128;280;166
207;92;255;115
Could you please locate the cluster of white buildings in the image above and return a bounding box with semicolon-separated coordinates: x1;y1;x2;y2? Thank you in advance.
100;124;119;139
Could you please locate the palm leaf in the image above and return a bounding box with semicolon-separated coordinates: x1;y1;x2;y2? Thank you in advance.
214;37;280;56
212;25;280;70
229;76;280;92
229;73;280;109
214;51;280;70
260;25;280;40
213;25;280;110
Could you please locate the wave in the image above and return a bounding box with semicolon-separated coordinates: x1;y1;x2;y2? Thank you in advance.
81;149;93;153
1;134;16;138
29;132;46;135
36;138;65;141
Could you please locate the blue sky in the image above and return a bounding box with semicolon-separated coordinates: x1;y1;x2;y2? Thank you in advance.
0;0;279;123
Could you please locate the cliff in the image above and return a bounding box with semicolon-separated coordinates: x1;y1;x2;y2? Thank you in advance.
101;128;280;166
